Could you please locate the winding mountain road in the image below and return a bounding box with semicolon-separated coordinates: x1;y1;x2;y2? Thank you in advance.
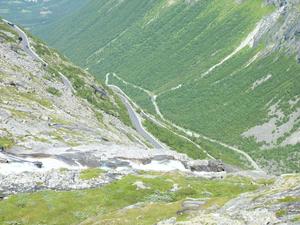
1;19;261;170
1;19;163;156
106;73;262;171
105;74;164;149
2;19;47;66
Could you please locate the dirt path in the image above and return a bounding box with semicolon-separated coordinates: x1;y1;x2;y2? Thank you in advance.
105;73;262;170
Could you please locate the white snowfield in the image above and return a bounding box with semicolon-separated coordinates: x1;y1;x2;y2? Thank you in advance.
0;158;81;175
0;143;191;175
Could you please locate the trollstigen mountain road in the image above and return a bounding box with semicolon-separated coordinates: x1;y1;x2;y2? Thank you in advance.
1;19;164;150
2;19;47;66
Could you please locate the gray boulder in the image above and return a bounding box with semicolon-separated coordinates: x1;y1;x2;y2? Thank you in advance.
187;160;225;172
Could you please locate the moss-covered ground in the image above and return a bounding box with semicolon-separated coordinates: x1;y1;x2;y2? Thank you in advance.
0;172;261;225
80;168;104;180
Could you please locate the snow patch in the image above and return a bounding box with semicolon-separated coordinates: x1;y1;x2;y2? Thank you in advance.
130;160;187;172
0;157;81;175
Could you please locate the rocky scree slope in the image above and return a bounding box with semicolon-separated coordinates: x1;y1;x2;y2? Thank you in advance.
0;20;229;195
37;0;300;174
155;174;300;225
0;19;148;157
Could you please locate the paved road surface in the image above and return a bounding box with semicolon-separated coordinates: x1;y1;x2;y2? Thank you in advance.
106;74;262;170
2;19;47;66
118;94;164;149
105;75;164;149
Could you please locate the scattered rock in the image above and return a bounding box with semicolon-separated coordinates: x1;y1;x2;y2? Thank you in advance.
179;199;206;213
99;158;131;169
157;175;300;225
40;115;49;121
133;181;150;190
0;169;125;196
156;217;177;225
170;183;180;192
202;191;213;197
0;193;5;200
187;160;225;172
33;161;43;168
91;85;107;97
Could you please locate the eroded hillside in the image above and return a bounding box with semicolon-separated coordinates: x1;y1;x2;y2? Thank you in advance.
0;19;149;157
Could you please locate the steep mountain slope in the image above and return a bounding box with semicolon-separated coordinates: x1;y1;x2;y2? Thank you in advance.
0;13;299;225
0;0;86;32
36;0;300;174
155;174;300;225
0;19;146;158
0;18;229;190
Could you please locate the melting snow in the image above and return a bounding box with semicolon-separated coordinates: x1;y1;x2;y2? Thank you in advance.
0;157;81;175
130;160;187;172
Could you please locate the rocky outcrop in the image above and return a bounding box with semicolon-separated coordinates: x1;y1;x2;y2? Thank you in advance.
186;160;225;172
0;19;146;158
0;169;125;196
234;1;300;63
179;199;206;214
263;0;300;61
0;143;229;195
157;174;300;225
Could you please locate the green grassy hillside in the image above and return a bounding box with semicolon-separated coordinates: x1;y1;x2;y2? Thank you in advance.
0;172;260;225
5;0;300;173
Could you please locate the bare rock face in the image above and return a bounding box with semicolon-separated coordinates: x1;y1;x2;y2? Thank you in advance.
265;0;288;7
0;19;147;157
157;174;300;225
263;0;300;61
0;169;124;196
186;160;225;172
180;199;206;213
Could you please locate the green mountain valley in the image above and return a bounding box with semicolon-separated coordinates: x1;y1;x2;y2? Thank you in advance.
0;0;299;224
32;0;300;173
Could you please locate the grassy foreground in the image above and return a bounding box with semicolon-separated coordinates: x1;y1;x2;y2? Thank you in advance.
0;172;260;225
